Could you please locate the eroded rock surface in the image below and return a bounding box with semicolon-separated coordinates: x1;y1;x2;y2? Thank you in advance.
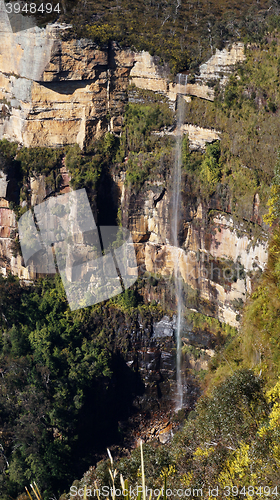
0;23;268;421
0;16;245;148
119;174;268;327
0;19;136;147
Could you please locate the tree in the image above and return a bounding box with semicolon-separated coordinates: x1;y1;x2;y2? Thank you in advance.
264;149;280;226
199;140;221;196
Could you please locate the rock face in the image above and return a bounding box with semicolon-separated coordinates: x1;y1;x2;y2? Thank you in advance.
0;24;58;80
0;16;245;148
0;21;135;147
183;124;221;150
0;0;12;33
112;309;200;418
197;42;246;86
0;10;137;147
129;51;215;101
130;43;245;102
0;24;269;420
153;315;175;339
119;175;268;327
154;124;221;150
0;158;72;279
0;150;267;327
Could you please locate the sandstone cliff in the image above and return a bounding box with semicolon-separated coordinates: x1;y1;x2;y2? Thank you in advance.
117;173;267;328
0;13;245;149
0;28;134;147
0;21;270;419
0;23;266;325
130;42;245;102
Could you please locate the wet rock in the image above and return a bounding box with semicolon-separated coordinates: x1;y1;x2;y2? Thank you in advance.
160;350;176;372
158;422;173;443
138;348;161;371
0;170;8;198
153;315;174;338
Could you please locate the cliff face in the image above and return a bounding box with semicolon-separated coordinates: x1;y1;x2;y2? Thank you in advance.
130;42;245;102
118;174;267;328
0;26;267;322
0;26;269;415
0;17;245;149
0;25;135;147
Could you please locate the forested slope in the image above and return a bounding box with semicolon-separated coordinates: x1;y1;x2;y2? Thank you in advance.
2;4;280;499
33;0;280;73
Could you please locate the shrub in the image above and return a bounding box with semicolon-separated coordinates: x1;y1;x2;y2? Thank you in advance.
0;138;18;160
199;141;221;197
16;147;62;177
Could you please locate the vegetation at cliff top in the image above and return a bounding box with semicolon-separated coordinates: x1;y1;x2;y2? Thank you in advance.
3;29;280;500
57;0;280;74
25;0;280;74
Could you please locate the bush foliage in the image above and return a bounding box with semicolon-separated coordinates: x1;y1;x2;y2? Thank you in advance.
59;0;280;74
3;18;280;500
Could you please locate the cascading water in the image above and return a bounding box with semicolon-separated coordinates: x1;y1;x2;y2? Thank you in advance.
172;73;187;411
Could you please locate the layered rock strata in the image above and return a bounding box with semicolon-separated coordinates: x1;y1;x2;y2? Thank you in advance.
197;42;246;86
119;177;268;327
0;12;245;149
130;43;245;102
153;124;221;150
0;31;134;147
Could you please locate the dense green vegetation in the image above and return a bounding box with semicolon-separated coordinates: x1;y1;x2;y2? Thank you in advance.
3;17;280;500
0;139;18;162
16;147;63;179
120;102;173;155
68;369;280;496
0;274;111;498
58;0;280;74
0;274;168;499
183;139;222;199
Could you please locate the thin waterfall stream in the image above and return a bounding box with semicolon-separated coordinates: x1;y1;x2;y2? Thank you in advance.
172;74;187;411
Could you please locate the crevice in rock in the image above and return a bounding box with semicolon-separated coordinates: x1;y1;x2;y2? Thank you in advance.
153;187;166;207
138;231;151;243
40;78;101;95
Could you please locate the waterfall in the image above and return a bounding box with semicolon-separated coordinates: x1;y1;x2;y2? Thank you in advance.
172;73;187;411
